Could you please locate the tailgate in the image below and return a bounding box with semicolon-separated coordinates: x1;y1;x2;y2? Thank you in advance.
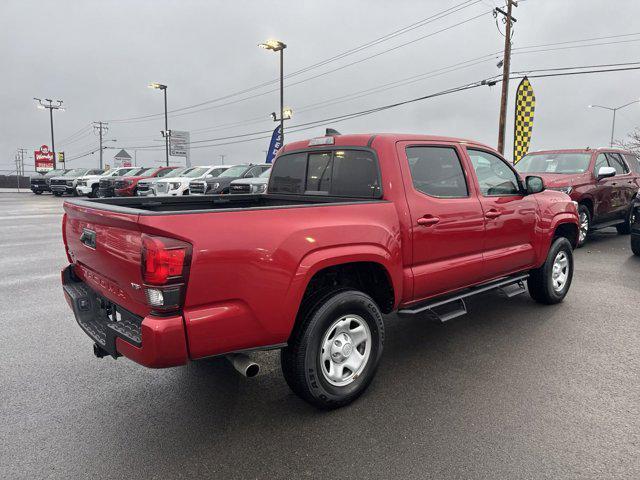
63;201;150;317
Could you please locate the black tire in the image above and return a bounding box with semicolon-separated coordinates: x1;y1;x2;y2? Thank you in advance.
616;204;635;234
53;192;63;197
631;235;640;256
281;289;385;409
576;204;590;248
528;237;574;305
34;191;42;195
90;185;98;198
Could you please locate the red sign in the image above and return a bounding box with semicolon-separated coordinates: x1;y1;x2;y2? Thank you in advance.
34;145;54;172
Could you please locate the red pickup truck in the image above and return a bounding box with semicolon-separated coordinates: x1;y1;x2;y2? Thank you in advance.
61;134;579;409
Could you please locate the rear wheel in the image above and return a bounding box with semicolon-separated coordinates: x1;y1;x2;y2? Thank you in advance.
631;235;640;256
528;237;574;305
616;204;635;234
576;205;590;248
281;289;384;409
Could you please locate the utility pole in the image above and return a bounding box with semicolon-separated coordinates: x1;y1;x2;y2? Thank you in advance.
93;121;109;169
495;1;517;155
16;148;28;176
34;98;65;169
218;154;226;165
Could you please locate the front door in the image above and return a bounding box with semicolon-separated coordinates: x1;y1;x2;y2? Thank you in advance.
464;148;538;280
397;142;486;301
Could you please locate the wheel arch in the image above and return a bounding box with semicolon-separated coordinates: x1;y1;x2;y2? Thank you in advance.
284;246;401;336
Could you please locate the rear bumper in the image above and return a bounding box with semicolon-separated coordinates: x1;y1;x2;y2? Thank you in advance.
61;265;188;368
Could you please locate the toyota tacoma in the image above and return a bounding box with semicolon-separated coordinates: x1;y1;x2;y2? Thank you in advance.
61;133;579;409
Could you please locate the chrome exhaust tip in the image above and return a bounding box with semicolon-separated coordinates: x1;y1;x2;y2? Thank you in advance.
225;353;260;378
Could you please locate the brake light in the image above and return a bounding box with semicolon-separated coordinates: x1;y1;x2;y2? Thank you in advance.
141;235;190;285
141;234;192;312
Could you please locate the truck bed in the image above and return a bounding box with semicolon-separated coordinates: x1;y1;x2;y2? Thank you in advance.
65;193;383;214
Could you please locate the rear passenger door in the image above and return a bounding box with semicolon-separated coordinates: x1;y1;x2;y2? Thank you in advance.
465;148;538;280
606;153;634;217
397;142;486;300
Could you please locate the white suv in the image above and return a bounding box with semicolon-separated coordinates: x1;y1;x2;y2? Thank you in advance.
76;167;134;197
152;165;229;196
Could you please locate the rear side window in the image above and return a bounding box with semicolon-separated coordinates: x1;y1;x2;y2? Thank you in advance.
606;153;629;174
406;146;468;198
623;153;640;173
270;150;380;198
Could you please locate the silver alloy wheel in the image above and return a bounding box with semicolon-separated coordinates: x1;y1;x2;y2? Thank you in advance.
551;251;569;293
579;211;589;243
320;314;371;387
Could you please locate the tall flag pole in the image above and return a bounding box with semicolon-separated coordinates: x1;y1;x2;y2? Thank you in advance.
513;77;536;164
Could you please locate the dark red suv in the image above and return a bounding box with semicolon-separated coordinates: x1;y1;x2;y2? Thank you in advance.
515;148;640;247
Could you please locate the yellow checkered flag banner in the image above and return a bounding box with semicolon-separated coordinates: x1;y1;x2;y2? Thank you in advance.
513;77;536;164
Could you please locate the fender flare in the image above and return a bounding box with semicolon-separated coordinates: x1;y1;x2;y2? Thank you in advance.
282;244;403;329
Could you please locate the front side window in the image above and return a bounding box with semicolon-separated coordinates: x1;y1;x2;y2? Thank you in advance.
406;146;468;198
468;149;520;196
594;154;608;174
270;150;380;198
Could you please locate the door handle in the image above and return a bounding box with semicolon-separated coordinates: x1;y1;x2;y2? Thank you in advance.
417;215;440;226
485;209;502;219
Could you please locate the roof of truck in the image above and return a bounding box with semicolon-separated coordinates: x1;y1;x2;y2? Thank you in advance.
282;133;494;153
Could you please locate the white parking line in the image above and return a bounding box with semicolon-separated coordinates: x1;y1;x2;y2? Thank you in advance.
0;214;62;220
0;272;59;287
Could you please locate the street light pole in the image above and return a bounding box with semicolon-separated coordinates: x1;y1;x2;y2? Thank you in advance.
163;87;169;167
34;98;64;169
279;48;284;145
148;83;170;166
588;99;640;147
259;39;287;144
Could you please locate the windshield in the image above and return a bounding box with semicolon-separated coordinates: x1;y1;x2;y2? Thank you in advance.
259;168;272;178
183;167;209;178
125;168;149;176
208;167;228;177
45;169;67;176
163;167;191;178
218;165;249;178
515;153;592;174
63;168;88;177
155;167;179;177
106;168;132;176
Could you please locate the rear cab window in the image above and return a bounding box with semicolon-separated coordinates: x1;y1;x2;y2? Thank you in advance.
269;149;381;198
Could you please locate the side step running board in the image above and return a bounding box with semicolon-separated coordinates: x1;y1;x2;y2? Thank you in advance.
398;274;528;322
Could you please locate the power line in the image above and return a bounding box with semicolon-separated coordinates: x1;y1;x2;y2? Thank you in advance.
106;3;490;123
126;64;640;152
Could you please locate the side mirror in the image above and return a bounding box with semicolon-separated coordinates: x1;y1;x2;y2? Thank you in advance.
596;166;616;181
525;175;545;194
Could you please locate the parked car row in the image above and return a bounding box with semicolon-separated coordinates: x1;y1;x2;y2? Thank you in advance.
30;163;273;198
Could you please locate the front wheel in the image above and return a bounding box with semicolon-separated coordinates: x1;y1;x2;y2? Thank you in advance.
53;192;63;197
90;185;98;198
33;191;42;195
576;205;590;248
281;290;385;409
528;237;574;305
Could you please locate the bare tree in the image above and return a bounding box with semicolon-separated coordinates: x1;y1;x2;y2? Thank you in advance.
614;128;640;154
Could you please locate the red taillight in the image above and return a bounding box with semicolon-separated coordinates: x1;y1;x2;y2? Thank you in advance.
141;235;190;285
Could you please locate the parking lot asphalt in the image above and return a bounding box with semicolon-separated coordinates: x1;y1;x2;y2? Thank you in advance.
1;191;638;480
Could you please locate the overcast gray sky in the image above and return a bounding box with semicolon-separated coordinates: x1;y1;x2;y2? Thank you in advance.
2;0;640;172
